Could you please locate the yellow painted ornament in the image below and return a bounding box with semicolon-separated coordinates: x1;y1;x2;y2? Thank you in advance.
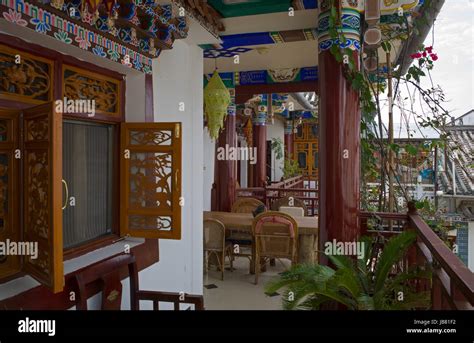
204;71;231;140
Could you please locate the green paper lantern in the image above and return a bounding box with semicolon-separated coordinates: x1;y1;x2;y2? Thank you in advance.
204;71;231;140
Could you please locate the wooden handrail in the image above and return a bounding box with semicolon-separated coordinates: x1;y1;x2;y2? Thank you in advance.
409;212;474;307
359;209;474;310
359;211;409;221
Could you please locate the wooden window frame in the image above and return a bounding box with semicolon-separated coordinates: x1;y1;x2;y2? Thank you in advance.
0;34;141;291
0;34;184;298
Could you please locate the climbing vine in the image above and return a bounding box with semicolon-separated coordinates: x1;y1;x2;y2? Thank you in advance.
325;0;456;236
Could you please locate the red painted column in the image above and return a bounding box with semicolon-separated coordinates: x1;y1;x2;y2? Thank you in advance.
284;120;294;159
252;97;268;187
211;115;237;212
252;125;267;187
318;50;361;264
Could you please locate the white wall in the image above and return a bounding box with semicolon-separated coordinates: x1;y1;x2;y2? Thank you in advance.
203;130;215;211
266;119;285;182
138;40;204;298
125;73;146;122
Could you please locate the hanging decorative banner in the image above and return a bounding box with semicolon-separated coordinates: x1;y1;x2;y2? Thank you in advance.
204;67;318;89
240;67;318;85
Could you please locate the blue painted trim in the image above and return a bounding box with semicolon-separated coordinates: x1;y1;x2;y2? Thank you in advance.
220;32;276;49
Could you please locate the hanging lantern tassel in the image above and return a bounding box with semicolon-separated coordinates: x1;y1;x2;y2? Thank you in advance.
204;71;231;140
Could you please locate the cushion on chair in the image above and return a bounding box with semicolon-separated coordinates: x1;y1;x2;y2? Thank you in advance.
279;206;305;217
254;216;295;238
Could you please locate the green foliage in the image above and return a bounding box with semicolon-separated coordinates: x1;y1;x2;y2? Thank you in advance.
270;137;284;160
281;157;300;179
415;198;452;246
265;231;432;310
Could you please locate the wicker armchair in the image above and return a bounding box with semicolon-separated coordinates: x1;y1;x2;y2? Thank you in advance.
271;196;307;216
231;197;265;213
228;198;266;272
204;219;233;280
252;211;298;285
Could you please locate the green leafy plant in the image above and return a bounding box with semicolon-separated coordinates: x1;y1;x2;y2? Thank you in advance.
271;137;284;160
265;231;431;310
281;157;300;179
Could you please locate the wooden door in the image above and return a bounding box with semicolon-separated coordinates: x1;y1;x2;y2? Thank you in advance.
293;123;319;179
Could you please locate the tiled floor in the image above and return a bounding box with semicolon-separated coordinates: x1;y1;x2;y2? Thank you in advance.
203;257;290;310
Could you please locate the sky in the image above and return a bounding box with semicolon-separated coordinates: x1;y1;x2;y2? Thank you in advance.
380;0;474;139
421;0;474;118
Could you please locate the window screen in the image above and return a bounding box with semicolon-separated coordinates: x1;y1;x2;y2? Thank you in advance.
63;120;114;249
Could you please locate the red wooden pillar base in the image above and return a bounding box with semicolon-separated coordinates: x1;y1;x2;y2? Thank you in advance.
211;115;237;212
318;50;361;265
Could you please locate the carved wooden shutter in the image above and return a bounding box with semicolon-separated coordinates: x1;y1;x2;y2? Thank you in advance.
0;110;21;279
22;103;64;293
120;123;182;239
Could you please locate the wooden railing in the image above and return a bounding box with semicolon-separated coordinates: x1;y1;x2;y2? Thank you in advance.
360;205;474;310
236;175;319;216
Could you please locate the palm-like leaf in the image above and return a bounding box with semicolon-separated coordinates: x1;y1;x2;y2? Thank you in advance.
373;230;417;293
266;231;431;310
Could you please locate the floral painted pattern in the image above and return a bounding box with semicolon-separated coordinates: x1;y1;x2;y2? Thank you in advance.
30;18;51;34
143;65;152;74
133;57;142;70
54;31;72;44
81;11;94;25
3;9;27;26
108;49;120;61
75;35;91;50
92;46;107;58
2;1;153;73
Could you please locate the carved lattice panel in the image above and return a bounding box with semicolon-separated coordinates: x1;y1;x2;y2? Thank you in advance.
121;123;182;240
129;152;172;210
63;65;121;119
0;110;20;279
22;103;63;293
0;44;52;104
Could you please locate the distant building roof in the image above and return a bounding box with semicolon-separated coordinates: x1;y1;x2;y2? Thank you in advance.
449;109;474;127
438;127;474;197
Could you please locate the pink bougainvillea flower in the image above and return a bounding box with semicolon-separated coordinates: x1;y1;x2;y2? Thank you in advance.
422;51;427;57
425;46;433;53
430;53;438;61
410;54;417;59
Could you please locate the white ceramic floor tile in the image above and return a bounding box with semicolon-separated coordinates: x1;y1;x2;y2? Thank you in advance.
203;257;290;310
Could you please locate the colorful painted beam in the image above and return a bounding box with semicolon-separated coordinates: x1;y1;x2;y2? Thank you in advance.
204;67;317;88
